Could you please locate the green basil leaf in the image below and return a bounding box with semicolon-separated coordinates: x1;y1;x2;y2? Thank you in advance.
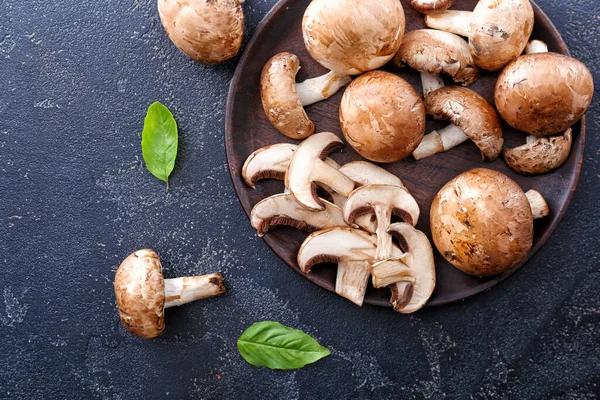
237;321;330;370
141;102;178;191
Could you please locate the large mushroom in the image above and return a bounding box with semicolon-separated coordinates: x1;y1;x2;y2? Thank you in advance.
340;71;426;163
158;0;244;64
392;29;479;97
425;0;534;71
114;249;226;339
430;168;549;277
413;86;504;161
410;0;455;14
261;53;351;139
302;0;406;75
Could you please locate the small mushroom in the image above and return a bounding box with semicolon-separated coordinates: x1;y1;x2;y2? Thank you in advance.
285;132;356;211
340;71;426;163
250;193;347;237
158;0;244;64
370;223;436;313
297;227;403;306
504;128;573;175
430;168;549;277
392;29;479;97
261;53;351;140
302;0;406;75
114;249;225;339
525;40;548;54
409;0;455;14
425;0;534;71
412;86;504;161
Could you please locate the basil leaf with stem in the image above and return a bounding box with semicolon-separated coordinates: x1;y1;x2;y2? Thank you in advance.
238;321;330;370
141;102;178;191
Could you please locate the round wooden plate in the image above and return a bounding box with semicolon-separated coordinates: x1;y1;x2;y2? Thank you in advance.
225;0;585;307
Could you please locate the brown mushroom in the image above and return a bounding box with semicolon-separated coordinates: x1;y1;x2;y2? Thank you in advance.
340;71;426;163
504;128;573;175
412;86;504;161
410;0;455;14
425;0;534;71
430;168;549;277
158;0;244;64
302;0;406;75
392;29;479;97
114;249;225;339
261;53;351;140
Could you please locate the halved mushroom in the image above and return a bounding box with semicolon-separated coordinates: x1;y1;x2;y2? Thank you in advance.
504;128;572;175
371;223;436;313
410;0;455;14
285;132;355;211
261;53;351;140
297;227;403;306
250;193;347;237
392;29;479;97
412;86;504;161
425;0;534;71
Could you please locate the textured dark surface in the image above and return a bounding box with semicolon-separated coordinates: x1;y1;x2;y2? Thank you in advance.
0;0;598;399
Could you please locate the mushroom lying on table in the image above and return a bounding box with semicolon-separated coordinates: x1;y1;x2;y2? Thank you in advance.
430;168;549;277
410;0;455;14
412;87;503;161
261;53;351;139
114;249;225;339
425;0;534;71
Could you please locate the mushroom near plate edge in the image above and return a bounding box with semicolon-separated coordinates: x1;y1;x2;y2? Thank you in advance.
260;52;351;140
114;249;226;339
409;0;456;14
158;0;244;64
504;128;573;175
425;0;534;71
430;168;549;278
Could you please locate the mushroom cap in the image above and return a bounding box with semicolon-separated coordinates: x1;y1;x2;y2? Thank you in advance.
260;53;315;140
344;185;420;227
302;0;406;75
338;161;405;189
469;0;534;71
392;29;479;86
430;168;534;277
340;71;426;163
504;129;573;175
409;0;455;14
157;0;244;64
495;53;594;136
425;86;504;160
114;249;165;339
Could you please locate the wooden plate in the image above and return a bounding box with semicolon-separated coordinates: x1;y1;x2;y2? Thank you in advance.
225;0;585;307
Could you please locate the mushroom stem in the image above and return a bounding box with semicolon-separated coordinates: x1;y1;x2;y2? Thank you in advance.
371;258;413;289
336;260;371;307
374;207;394;261
525;190;550;219
425;10;472;37
413;124;468;160
312;160;356;198
296;71;352;107
164;273;226;308
525;40;548;54
421;71;445;98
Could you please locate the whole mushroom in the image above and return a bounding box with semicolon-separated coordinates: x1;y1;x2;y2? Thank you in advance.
114;249;226;339
158;0;244;64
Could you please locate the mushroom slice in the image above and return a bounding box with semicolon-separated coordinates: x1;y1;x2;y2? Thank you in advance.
261;52;351;140
410;0;455;14
425;0;534;71
413;86;504;161
504;129;572;175
285;132;355;211
250;194;347;237
392;29;479;97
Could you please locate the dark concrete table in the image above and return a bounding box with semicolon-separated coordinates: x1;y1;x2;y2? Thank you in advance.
0;0;598;398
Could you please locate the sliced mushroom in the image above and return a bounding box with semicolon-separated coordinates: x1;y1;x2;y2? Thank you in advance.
504;128;572;175
410;0;455;14
413;86;504;161
285;132;355;211
392;29;479;97
425;0;534;71
250;193;347;237
261;53;351;140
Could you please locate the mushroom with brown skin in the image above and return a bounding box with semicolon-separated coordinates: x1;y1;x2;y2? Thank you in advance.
504;128;573;175
297;227;403;307
425;0;534;71
430;168;549;277
392;29;479;97
410;0;455;14
158;0;244;64
302;0;406;75
261;53;352;140
412;86;504;161
285;132;356;211
340;71;426;163
114;249;226;339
